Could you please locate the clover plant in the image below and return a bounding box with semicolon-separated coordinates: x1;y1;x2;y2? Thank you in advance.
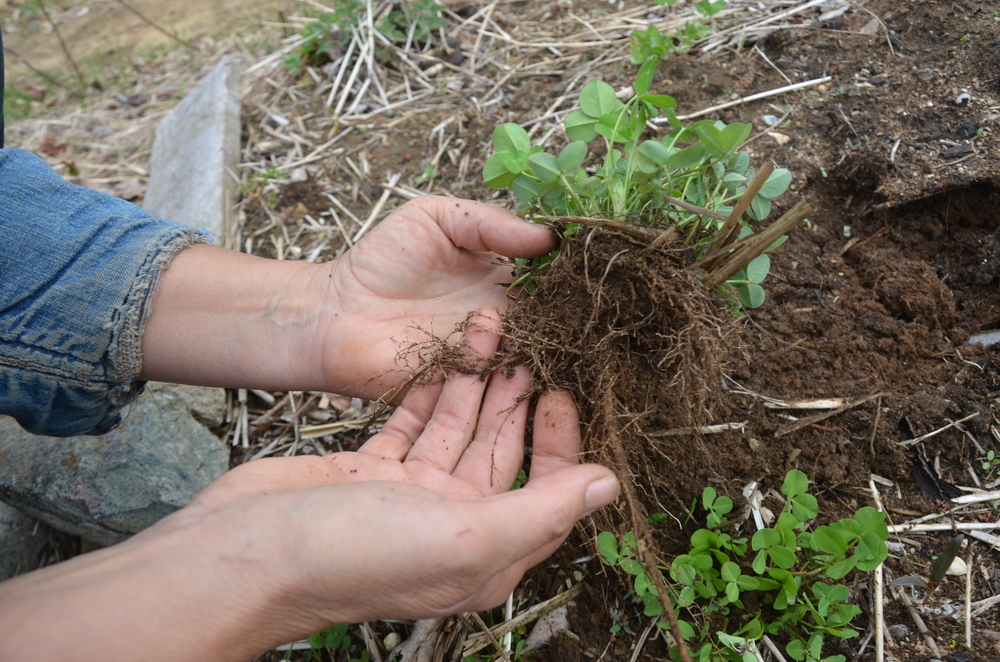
597;470;889;662
482;60;792;309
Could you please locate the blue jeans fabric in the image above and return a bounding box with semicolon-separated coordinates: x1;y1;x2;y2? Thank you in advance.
0;147;208;436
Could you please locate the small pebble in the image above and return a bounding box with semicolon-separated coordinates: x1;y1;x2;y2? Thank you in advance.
383;632;401;650
289;168;308;183
887;624;909;639
956;92;972;105
762;114;780;126
946;556;968;576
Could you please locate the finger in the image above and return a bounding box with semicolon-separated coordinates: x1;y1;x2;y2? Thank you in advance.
410;196;557;259
452;364;532;494
358;381;444;461
450;464;620;612
529;390;584;478
404;311;502;473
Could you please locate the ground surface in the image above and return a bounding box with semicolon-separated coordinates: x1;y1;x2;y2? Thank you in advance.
4;1;1000;661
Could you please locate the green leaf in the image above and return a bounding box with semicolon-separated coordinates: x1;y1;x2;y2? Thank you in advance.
809;633;824;660
728;151;750;173
619;558;644;575
635;571;651;596
752;528;781;550
745;254;771;284
636;139;673;173
511;176;540;206
759;168;792;199
597;531;619;565
752;549;768;574
482;154;516;188
665;143;708;170
737;283;765;309
564;109;599;143
725;582;740;602
694;123;726;157
768;545;797;569
786;640;806;661
739;617;764;640
721;562;741;582
677;619;696;639
643;591;664;617
702;486;718;511
853;507;888;537
791;494;819;522
749;195;772;221
578;79;624;118
812;526;849;555
717;122;753;154
824;556;858;580
557;141;588;173
634;58;657;96
492;123;531;153
855;533;888;571
782;470;809;498
641;94;677;110
528;152;561;183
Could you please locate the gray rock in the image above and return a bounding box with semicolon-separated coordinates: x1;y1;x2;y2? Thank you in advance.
0;501;51;581
143;56;242;246
887;624;909;639
145;382;227;428
0;392;229;546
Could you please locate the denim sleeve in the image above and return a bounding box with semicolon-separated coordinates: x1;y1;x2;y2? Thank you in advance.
0;148;210;436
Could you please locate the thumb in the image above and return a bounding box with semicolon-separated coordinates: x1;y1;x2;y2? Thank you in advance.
479;464;619;571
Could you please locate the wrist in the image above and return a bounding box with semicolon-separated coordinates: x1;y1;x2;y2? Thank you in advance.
139;244;339;391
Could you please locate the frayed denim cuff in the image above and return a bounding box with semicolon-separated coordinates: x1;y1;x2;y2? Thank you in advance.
0;147;210;436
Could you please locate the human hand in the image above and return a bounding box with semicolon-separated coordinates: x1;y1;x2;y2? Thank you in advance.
6;315;618;662
183;311;618;624
139;196;553;396
317;196;556;397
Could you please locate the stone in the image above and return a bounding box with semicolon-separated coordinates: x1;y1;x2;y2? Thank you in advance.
887;624;909;639
145;382;227;429
0;501;51;581
143;56;242;246
0;391;229;546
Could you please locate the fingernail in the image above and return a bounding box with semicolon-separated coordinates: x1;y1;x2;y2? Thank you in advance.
583;476;619;516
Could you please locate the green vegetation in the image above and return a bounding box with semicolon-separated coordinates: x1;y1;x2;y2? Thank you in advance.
598;470;889;662
481;60;792;310
3;83;36;124
284;0;446;73
630;0;727;65
306;624;369;661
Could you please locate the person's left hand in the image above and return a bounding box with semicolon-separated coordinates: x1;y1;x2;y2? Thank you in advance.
315;196;556;397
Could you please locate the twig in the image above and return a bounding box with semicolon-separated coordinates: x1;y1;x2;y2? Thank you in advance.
761;635;789;662
889;522;1000;534
696;163;775;271
647;422;747;437
1;46;67;88
870;478;885;662
463;584;583;655
774;392;885;438
36;0;86;91
113;0;199;50
965;552;973;649
352;172;400;242
654;77;831;122
468;611;513;662
892;587;941;658
701;200;814;289
899;412;981;446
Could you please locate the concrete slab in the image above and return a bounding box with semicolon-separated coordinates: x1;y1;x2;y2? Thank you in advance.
143;56;241;245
